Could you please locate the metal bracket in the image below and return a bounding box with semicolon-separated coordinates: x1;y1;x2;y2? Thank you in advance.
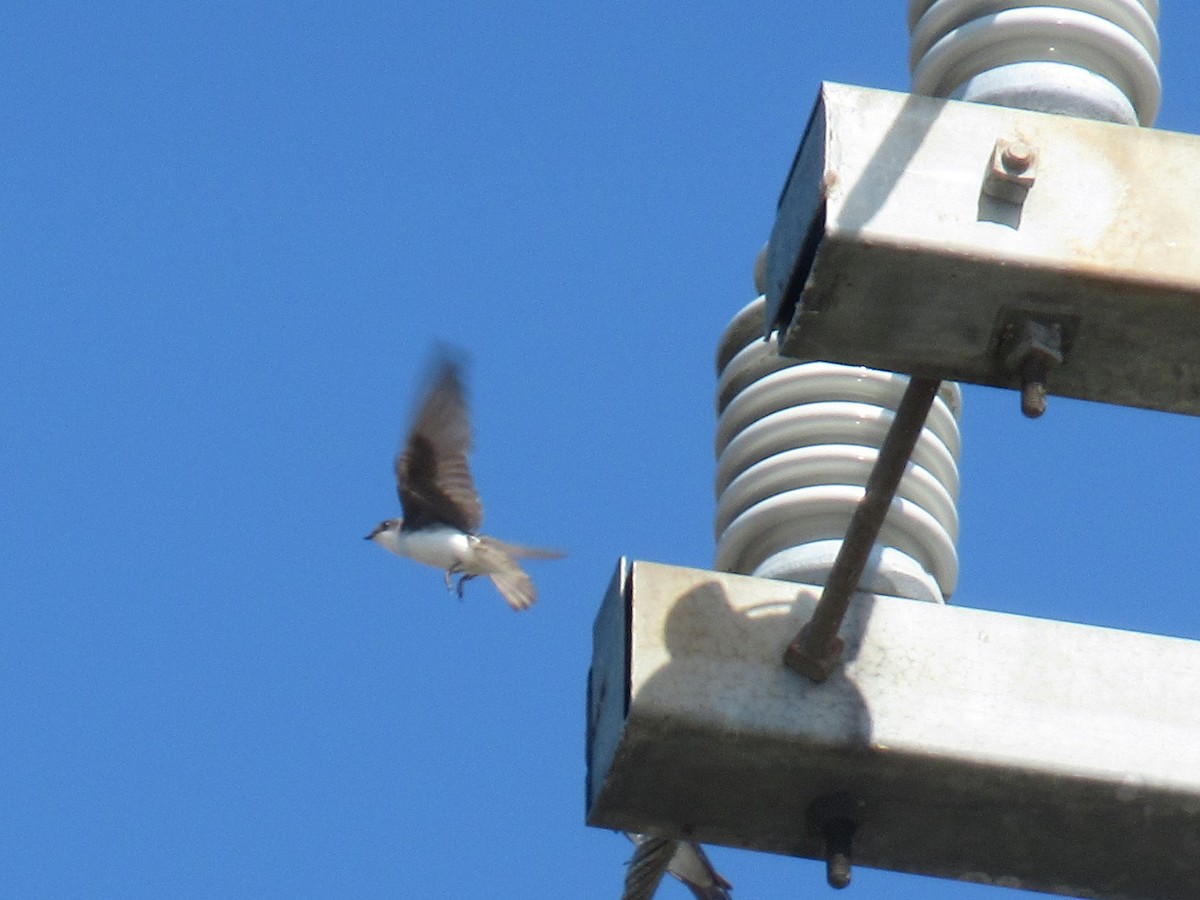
764;82;1200;416
587;559;1200;899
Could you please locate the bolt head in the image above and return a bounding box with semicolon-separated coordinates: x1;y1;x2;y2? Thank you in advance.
1001;141;1034;173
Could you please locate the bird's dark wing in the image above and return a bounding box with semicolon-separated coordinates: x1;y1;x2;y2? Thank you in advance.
395;359;484;533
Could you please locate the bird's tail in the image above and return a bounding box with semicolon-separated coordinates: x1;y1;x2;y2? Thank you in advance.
488;568;537;611
473;537;553;611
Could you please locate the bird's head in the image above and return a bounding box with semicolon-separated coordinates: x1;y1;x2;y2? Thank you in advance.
365;518;403;551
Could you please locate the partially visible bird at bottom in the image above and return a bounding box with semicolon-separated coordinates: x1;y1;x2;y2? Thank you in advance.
366;354;562;610
623;834;733;900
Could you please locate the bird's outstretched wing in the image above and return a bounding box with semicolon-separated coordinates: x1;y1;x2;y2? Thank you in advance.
395;358;484;533
623;835;733;900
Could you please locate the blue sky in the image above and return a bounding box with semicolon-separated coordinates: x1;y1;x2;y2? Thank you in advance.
4;3;1199;898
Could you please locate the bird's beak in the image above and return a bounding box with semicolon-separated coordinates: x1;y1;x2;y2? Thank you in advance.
363;532;375;541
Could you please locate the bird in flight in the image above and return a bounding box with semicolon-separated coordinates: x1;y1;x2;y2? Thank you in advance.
366;355;562;610
623;834;733;900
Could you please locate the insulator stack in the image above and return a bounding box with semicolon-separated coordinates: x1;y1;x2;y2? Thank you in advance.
908;0;1161;125
715;297;962;603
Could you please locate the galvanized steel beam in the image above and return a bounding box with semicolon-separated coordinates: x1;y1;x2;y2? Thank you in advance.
587;559;1200;899
764;82;1200;416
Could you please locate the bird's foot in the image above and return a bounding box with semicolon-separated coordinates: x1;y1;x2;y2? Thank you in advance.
454;574;475;599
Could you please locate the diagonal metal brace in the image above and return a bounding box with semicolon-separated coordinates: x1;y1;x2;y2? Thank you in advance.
783;377;942;681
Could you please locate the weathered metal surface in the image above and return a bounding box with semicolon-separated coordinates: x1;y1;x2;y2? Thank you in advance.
764;82;1200;416
587;559;1200;899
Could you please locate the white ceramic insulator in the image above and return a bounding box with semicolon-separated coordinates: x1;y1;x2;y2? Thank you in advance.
715;297;963;603
908;0;1161;125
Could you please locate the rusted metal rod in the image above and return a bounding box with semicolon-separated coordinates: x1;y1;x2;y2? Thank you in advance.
783;376;943;682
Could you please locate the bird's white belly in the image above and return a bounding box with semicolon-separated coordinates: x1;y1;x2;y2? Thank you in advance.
395;526;474;571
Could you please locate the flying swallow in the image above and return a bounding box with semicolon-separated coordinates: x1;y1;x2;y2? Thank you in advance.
624;834;733;900
366;356;562;610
